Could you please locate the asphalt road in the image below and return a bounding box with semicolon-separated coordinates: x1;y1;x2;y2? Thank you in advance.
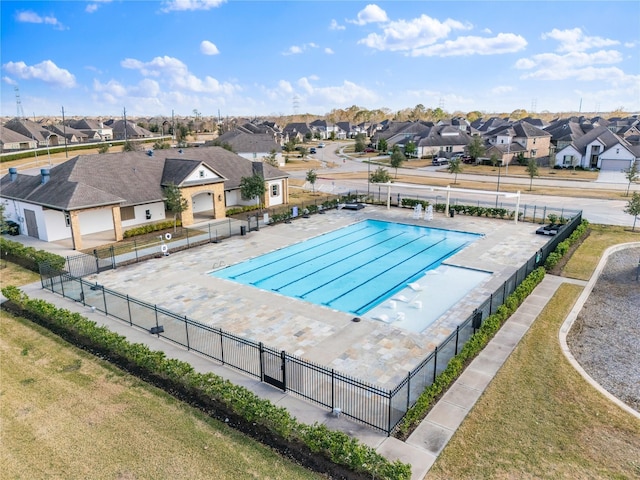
297;142;639;228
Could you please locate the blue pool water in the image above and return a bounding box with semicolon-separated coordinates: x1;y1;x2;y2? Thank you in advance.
212;220;482;316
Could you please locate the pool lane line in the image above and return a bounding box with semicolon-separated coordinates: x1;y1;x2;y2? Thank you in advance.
222;223;379;279
264;231;409;289
300;237;448;301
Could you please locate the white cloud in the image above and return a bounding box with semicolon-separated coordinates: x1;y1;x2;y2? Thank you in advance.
324;48;334;55
542;28;619;53
120;55;238;94
358;14;469;52
293;77;378;106
282;43;318;56
86;0;112;13
2;76;18;86
161;0;226;12
329;19;345;31
278;80;293;94
3;60;76;87
16;10;65;29
350;4;388;26
515;50;624;80
200;40;220;55
411;33;527;57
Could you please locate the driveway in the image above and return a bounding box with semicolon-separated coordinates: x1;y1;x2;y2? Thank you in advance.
595;169;629;184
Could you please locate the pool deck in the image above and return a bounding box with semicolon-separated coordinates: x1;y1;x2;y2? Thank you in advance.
80;205;550;389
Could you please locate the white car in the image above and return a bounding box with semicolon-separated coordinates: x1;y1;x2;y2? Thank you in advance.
317;143;325;148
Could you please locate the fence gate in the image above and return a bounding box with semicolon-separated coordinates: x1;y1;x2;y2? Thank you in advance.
94;246;115;273
261;345;286;391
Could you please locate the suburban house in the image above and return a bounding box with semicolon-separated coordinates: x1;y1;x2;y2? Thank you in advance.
417;125;473;158
68;119;114;141
105;119;155;140
0;125;38;152
210;127;283;165
3;118;60;147
553;125;639;170
0;146;289;250
483;121;552;165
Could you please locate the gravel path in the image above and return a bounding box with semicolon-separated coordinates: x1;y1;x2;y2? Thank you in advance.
567;246;640;412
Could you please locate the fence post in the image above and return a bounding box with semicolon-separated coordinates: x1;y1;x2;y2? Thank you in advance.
153;304;159;335
110;246;116;269
60;273;66;298
134;239;139;263
281;350;286;391
259;342;264;381
102;284;107;315
406;372;411;410
220;328;225;364
126;295;132;326
454;326;460;356
185;316;190;350
331;369;335;410
433;346;438;383
79;279;87;306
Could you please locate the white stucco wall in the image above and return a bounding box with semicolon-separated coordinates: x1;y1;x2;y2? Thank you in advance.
121;202;167;229
267;179;284;206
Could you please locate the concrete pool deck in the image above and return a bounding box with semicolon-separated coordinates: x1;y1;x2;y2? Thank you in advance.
77;205;550;389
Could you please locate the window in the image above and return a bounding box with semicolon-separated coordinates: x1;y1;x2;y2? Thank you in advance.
563;155;574;166
271;184;279;196
120;206;135;221
531;150;537;157
199;170;205;178
445;146;452;153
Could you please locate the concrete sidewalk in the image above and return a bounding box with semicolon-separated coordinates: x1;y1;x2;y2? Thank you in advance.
9;272;582;480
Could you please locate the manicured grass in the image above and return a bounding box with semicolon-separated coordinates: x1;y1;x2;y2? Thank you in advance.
0;263;323;480
561;224;640;280
428;283;640;479
427;227;640;479
0;313;324;480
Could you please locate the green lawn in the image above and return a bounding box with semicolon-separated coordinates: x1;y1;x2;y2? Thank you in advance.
427;226;640;479
0;262;322;480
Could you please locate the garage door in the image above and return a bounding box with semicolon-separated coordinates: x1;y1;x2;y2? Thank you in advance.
600;159;632;171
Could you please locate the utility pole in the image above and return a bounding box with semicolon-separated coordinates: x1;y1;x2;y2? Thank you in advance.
61;106;69;158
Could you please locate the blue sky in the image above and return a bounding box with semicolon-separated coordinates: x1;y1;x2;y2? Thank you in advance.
1;1;639;118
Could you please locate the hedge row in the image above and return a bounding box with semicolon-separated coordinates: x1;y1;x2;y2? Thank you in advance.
123;220;181;238
0;286;411;480
544;219;590;270
396;266;546;438
0;237;65;272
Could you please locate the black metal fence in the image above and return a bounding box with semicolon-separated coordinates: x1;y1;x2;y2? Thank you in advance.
39;207;583;434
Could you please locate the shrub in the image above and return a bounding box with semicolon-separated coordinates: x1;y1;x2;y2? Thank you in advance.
396;267;546;438
0;237;66;271
123;220;180;238
0;286;411;480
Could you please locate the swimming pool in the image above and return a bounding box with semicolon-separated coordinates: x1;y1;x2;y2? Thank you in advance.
212;220;482;316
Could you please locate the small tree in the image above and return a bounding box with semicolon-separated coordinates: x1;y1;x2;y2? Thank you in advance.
98;144;110;154
153;140;171;150
283;140;296;153
390;148;406;178
404;141;417;158
447;158;463;184
354;136;366;153
378;138;388;153
624;162;639;197
263;149;279;168
370;166;392;184
306;169;318;193
164;183;189;233
624;192;640;231
240;174;266;211
526;158;539;191
468;135;485;161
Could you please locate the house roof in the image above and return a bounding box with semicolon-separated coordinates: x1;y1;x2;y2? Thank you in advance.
0;146;288;211
0;125;36;145
212;131;281;154
570;126;630;155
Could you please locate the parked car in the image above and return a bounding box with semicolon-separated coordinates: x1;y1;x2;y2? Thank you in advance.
1;220;20;236
461;156;475;164
363;147;376;153
432;157;449;166
317;143;325;148
309;147;317;154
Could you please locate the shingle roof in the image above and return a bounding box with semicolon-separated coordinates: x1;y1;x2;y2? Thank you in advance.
0;146;288;211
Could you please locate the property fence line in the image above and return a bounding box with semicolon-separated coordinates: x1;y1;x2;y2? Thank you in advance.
39;205;583;434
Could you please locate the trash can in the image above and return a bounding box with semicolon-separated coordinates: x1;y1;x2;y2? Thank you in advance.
240;226;247;236
449;209;455;218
